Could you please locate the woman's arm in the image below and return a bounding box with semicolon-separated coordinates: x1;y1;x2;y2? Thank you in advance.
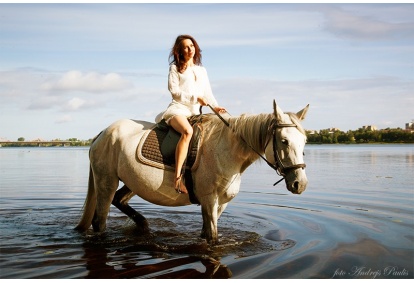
200;67;218;108
199;67;226;113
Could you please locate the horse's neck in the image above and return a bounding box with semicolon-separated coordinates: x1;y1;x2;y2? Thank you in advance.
229;113;273;154
217;114;274;172
200;113;274;174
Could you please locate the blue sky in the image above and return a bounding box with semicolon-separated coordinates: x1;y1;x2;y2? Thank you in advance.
0;2;413;141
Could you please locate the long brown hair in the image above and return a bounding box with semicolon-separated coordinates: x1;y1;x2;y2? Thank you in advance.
169;34;202;73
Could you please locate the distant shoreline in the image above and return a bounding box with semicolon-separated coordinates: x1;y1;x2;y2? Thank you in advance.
1;127;413;147
307;141;414;145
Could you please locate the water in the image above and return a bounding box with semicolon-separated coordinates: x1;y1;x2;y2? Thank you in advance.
0;144;413;279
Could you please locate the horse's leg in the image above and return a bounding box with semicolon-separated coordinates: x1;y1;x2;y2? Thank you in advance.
201;202;228;243
92;175;119;232
112;185;149;233
200;197;219;244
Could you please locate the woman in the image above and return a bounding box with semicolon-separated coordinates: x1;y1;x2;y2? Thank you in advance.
156;34;226;194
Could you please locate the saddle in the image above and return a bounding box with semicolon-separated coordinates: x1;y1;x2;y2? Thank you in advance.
137;115;204;204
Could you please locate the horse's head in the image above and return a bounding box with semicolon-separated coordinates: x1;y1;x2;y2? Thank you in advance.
265;100;309;194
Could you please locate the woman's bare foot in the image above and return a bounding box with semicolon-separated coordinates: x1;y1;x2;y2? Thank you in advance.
175;175;188;194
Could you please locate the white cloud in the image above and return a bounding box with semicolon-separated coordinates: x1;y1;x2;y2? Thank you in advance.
0;68;47;101
62;96;105;112
0;68;137;114
27;95;61;110
66;97;86;111
322;6;414;41
56;114;73;124
42;70;133;93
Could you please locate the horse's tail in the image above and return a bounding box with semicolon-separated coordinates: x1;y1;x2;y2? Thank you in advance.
74;165;97;232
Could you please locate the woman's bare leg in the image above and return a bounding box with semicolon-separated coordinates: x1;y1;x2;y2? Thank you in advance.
169;115;193;193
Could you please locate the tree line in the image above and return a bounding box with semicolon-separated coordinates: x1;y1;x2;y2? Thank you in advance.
306;128;414;144
1;138;93;147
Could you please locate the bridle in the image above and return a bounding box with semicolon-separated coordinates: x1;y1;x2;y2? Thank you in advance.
268;120;307;186
203;105;306;186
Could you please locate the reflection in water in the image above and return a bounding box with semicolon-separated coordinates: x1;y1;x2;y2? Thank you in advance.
76;217;296;279
322;237;413;279
82;243;232;279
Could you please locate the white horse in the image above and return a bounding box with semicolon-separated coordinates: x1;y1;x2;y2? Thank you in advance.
75;100;309;244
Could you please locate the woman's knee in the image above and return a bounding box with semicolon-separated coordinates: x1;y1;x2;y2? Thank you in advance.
179;127;193;144
182;125;193;137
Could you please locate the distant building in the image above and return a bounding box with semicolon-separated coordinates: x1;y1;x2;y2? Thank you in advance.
406;122;414;132
361;125;377;131
323;127;341;133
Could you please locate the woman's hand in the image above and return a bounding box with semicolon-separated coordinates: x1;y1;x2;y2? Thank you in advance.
214;106;227;114
197;97;208;106
198;97;226;114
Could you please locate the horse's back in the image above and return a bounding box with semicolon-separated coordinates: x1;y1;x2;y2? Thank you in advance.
107;119;154;136
95;119;152;143
90;119;154;162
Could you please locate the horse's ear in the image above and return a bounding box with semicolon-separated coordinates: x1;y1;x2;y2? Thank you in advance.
273;100;284;120
296;104;310;121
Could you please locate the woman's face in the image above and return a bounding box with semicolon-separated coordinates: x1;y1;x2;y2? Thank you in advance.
181;39;195;62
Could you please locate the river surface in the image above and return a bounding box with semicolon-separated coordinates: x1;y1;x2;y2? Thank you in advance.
0;144;413;279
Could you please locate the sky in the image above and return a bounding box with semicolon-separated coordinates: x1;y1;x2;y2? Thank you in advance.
0;2;413;141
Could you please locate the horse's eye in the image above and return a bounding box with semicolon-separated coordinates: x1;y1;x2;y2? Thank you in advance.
281;139;289;146
303;152;306;156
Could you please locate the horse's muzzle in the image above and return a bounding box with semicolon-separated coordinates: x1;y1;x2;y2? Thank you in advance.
289;180;307;194
286;170;308;194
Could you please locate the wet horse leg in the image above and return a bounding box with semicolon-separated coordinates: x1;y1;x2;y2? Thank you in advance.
112;185;149;233
200;197;220;244
201;202;227;244
92;174;119;232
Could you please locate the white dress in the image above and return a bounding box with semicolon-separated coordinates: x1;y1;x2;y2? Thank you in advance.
156;64;218;124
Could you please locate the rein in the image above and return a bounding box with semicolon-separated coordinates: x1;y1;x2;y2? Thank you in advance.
203;105;306;186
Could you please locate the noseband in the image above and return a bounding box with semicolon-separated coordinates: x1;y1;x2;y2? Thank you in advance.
204;105;306;186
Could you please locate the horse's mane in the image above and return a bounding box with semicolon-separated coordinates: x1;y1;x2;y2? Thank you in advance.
230;113;274;153
201;111;306;158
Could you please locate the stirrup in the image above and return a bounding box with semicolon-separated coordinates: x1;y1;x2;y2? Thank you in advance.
175;175;188;194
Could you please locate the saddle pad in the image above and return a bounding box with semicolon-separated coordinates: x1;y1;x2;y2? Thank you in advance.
137;125;201;171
